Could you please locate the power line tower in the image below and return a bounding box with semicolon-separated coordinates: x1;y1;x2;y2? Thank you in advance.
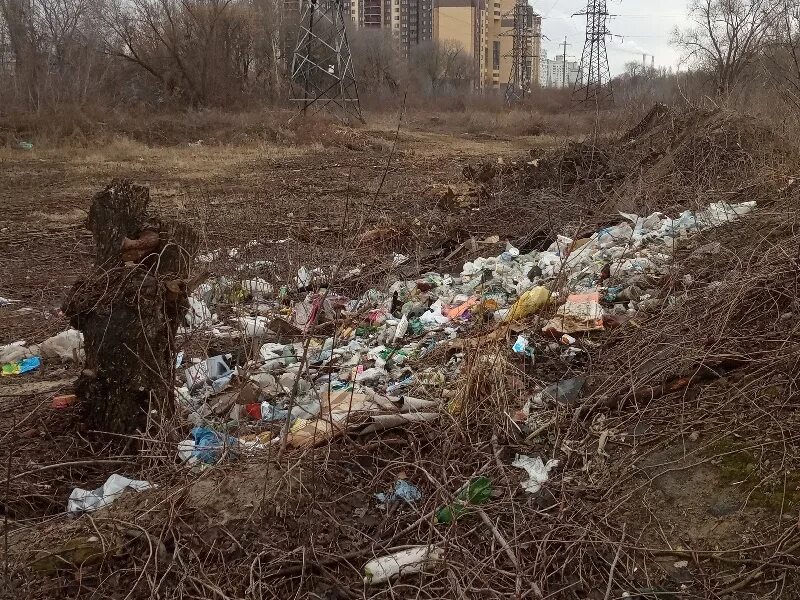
289;0;364;123
573;0;613;104
560;37;571;88
504;0;534;104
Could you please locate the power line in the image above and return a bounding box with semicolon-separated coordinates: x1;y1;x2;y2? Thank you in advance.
573;0;613;104
289;0;363;124
504;0;538;104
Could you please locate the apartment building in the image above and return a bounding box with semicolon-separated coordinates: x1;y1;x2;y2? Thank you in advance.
433;0;486;86
488;2;541;90
539;52;579;88
345;0;391;28
345;0;433;57
392;0;434;58
434;0;541;91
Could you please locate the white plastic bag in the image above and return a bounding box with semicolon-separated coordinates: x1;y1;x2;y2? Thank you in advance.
238;316;270;337
0;341;32;364
186;296;212;329
40;329;84;362
241;278;274;299
419;300;450;326
67;474;155;513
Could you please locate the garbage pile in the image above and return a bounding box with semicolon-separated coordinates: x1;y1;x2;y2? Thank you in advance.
173;200;756;462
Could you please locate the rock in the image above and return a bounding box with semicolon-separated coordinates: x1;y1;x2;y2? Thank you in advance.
539;377;586;407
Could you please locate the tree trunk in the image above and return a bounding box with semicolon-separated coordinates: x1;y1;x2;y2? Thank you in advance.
64;181;201;434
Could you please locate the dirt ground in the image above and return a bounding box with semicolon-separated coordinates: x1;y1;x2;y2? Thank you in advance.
2;108;800;600
0;115;550;337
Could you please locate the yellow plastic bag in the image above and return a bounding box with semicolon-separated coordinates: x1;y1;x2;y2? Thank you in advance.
504;286;552;322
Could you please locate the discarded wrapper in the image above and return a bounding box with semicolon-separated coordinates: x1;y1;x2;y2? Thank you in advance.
67;474;155;513
511;455;560;494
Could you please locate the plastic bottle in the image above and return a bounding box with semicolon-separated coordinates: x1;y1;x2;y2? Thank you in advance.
394;314;409;342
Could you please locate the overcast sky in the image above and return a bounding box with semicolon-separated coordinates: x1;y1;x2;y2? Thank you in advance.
535;0;692;75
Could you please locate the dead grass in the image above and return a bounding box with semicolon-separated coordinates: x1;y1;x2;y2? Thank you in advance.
0;106;345;148
0;101;630;151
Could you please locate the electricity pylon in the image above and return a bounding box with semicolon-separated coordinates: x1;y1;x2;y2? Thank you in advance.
289;0;364;123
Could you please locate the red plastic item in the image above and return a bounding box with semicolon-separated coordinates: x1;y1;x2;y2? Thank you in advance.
245;403;262;420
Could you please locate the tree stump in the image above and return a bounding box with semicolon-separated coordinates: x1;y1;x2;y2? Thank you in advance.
64;181;201;434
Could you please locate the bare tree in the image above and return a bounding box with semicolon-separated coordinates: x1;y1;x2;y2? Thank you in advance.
0;0;46;106
673;0;782;96
99;0;281;106
251;0;292;101
0;0;114;108
762;1;800;109
411;39;472;95
349;28;399;96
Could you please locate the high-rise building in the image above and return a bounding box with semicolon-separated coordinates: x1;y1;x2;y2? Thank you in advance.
343;0;544;87
434;0;541;91
345;0;433;58
392;0;434;58
539;52;579;88
433;0;487;86
345;0;390;28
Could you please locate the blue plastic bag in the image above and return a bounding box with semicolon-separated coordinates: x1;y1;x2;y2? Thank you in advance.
376;479;423;505
190;427;238;464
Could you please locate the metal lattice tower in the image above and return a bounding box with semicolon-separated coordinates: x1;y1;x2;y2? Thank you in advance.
504;0;533;104
573;0;613;104
289;0;363;123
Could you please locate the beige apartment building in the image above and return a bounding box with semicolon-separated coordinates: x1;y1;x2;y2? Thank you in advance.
433;0;541;91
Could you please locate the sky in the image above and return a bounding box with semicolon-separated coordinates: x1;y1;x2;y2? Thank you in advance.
534;0;693;75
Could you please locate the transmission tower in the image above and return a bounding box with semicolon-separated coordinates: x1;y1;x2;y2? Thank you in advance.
504;0;534;104
573;0;613;104
289;0;363;123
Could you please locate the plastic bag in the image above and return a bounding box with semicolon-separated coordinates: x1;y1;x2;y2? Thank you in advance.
40;329;84;362
511;455;560;494
67;474;154;513
504;286;551;322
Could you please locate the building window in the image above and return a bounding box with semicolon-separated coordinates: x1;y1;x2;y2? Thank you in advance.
492;41;500;70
